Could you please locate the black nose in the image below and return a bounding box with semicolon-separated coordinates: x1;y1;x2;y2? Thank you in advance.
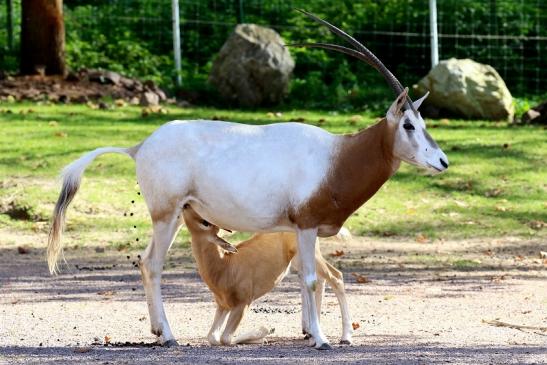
440;158;448;168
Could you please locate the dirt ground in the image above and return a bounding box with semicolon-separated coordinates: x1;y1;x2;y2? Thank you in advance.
1;233;545;364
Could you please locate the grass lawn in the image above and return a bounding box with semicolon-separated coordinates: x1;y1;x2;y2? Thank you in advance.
0;102;545;251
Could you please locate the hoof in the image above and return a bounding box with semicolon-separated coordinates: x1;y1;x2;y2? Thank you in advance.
339;339;352;345
163;339;179;347
303;333;311;340
316;342;333;351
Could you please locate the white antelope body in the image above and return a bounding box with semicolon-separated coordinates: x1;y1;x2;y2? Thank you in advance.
48;11;448;350
181;205;352;346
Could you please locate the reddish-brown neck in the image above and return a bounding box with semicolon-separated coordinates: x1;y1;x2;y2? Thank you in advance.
292;118;399;231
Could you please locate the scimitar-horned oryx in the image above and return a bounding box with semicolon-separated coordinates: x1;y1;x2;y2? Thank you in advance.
47;10;448;350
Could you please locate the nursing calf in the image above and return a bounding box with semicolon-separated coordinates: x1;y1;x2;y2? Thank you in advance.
182;205;352;345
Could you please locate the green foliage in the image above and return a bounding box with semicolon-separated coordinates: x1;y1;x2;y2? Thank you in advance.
1;0;545;108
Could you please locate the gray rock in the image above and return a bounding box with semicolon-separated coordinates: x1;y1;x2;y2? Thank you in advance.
521;101;547;125
139;92;159;107
209;24;294;107
413;58;514;120
88;70;121;85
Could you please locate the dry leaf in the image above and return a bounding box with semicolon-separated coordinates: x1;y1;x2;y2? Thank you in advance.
539;251;547;259
97;290;114;296
485;188;502;197
529;221;546;230
329;250;345;257
17;246;30;254
54;131;68;138
104;335;111;345
74;347;92;353
415;234;429;243
483;250;494;257
352;322;360;330
514;255;524;261
352;273;370;284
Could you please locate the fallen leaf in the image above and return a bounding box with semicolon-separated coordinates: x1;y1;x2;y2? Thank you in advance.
352;322;360;330
352;273;370;284
289;117;306;122
17;246;30;254
453;200;468;208
114;99;127;107
97;290;114;296
415;234;429;243
485;188;503;197
539;251;547;259
514;255;524;261
329;250;345;257
491;274;506;283
104;335;111;345
529;221;545;230
483;250;494;257
349;115;362;122
74;347;92;353
54;131;67;138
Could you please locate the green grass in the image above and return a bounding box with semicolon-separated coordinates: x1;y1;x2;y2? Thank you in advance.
0;102;545;249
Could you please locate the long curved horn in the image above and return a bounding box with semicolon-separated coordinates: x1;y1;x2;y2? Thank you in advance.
288;42;405;93
294;9;417;114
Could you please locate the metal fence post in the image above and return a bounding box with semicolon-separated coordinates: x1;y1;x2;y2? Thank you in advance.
236;0;244;24
429;0;439;68
172;0;182;87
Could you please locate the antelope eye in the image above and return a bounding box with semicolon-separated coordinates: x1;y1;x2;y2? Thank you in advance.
403;123;415;131
201;220;210;227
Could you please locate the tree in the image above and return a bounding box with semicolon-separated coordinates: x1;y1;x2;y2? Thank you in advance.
20;0;66;75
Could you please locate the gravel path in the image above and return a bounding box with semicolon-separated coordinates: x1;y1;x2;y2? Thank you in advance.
1;235;545;364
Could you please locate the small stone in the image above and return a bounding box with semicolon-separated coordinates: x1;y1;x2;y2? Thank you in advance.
139;92;159;107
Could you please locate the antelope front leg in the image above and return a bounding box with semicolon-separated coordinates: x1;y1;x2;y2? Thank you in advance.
297;228;331;350
140;219;180;346
207;307;229;345
220;304;248;345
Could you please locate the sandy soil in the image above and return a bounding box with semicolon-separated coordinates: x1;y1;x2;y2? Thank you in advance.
1;235;546;364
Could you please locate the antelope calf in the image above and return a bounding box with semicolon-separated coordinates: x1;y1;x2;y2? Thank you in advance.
182;204;352;345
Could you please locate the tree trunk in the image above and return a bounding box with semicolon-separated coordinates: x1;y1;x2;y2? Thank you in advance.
20;0;66;75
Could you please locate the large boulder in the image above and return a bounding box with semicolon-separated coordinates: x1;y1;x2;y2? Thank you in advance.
413;58;514;120
209;24;294;107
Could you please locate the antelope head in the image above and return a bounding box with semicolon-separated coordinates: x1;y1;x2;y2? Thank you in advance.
182;204;238;253
294;10;449;174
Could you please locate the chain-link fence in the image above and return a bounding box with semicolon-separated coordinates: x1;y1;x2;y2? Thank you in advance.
1;0;545;99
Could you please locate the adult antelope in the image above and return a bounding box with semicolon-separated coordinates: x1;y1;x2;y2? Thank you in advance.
48;10;448;350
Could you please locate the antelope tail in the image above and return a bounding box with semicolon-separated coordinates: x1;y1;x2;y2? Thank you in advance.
47;145;140;274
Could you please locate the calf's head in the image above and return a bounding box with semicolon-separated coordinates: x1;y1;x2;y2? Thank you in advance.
182;204;237;253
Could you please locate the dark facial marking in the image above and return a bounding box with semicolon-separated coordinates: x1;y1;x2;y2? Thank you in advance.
422;129;439;149
201;219;210;227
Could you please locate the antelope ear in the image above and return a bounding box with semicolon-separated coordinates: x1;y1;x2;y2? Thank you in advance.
412;91;429;110
387;87;408;123
211;236;238;253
